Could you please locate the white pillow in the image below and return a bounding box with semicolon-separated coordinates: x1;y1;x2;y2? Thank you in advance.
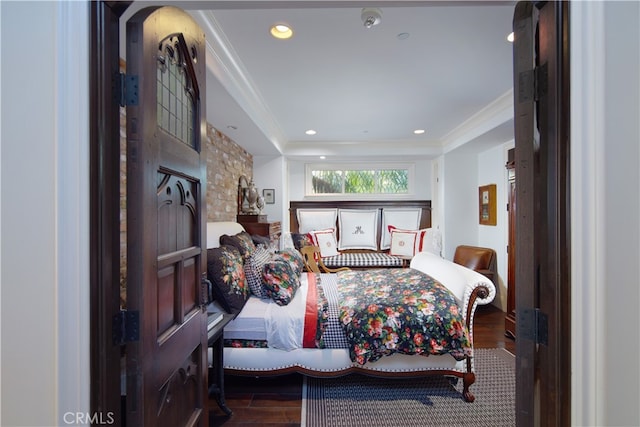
380;208;422;250
421;228;443;256
337;209;379;250
297;209;337;234
308;228;339;257
389;227;426;257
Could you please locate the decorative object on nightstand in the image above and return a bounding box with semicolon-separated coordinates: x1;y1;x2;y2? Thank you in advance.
245;179;260;214
238;175;266;215
237;175;249;214
256;194;265;213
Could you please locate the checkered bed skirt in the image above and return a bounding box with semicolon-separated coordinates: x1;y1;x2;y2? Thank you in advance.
322;252;404;268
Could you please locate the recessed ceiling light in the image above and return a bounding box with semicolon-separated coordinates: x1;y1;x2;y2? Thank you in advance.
397;32;410;40
305;129;317;135
413;129;425;135
270;24;293;39
507;32;514;43
319;156;326;160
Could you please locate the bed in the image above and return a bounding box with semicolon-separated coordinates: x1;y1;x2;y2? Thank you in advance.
206;221;496;402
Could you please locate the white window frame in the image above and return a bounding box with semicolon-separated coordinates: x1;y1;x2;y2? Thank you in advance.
304;162;415;199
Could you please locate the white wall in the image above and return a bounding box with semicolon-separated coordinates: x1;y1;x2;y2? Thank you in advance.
286;158;433;202
442;144;479;259
1;1;90;426
477;142;513;311
441;140;512;310
571;2;640;426
253;155;287;224
599;4;640;422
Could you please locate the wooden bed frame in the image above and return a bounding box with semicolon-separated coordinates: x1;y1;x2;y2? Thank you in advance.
209;205;496;402
222;279;491;403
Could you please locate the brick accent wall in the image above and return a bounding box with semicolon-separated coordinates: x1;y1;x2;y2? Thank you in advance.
204;123;253;222
119;116;253;291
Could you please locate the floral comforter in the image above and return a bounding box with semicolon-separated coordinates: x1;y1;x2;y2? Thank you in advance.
337;269;471;365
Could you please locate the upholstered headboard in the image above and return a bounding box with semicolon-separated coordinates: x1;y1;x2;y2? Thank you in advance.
289;200;432;252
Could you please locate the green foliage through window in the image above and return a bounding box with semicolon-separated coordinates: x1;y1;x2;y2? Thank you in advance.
311;170;343;193
309;165;410;195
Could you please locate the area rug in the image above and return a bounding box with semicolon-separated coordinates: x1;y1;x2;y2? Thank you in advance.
302;348;515;427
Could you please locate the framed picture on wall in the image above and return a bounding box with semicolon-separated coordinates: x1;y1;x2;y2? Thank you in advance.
479;184;497;226
263;189;275;204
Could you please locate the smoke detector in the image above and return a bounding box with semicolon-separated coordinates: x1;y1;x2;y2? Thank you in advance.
361;8;382;29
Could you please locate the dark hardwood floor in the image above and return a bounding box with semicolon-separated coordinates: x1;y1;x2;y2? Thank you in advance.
209;303;515;426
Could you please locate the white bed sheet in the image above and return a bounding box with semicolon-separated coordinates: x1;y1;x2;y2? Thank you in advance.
223;296;270;341
223;274;310;345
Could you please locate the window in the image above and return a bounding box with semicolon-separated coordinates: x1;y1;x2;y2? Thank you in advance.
306;163;414;197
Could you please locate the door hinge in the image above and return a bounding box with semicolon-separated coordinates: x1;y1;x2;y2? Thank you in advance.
534;63;548;100
112;310;140;345
518;63;548;103
519;308;548;345
117;72;139;107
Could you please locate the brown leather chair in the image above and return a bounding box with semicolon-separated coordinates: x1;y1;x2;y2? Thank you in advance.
453;245;497;283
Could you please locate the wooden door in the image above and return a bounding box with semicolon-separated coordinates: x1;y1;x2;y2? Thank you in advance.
513;1;570;426
505;149;516;338
126;6;208;426
89;2;131;424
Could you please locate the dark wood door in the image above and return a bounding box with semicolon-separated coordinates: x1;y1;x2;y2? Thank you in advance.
126;6;208;426
513;1;570;426
505;149;516;338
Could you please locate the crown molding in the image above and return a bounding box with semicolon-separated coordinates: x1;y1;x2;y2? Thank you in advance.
440;89;514;153
284;139;443;158
191;10;286;154
190;9;513;158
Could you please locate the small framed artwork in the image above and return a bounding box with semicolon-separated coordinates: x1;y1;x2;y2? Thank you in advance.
479;184;497;226
263;189;275;204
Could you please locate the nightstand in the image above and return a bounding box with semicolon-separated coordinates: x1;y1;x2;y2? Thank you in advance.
237;220;281;243
207;312;234;416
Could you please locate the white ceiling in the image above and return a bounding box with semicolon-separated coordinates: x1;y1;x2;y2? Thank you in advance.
126;1;517;160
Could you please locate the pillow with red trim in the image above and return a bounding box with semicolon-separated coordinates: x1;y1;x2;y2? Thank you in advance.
388;225;427;257
308;228;339;257
380;208;422;250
